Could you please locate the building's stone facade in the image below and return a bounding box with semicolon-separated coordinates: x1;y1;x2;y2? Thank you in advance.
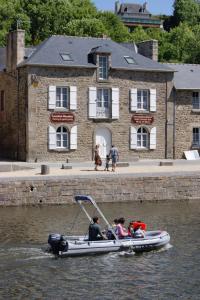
174;90;200;159
0;30;184;162
18;66;173;162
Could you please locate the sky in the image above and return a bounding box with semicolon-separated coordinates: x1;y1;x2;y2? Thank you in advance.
93;0;175;16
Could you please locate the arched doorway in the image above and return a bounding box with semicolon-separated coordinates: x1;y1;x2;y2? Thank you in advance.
96;127;111;159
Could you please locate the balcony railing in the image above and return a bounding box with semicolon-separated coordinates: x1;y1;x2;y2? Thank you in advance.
96;107;110;119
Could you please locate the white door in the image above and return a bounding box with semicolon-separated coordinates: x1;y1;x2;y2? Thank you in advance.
96;128;111;159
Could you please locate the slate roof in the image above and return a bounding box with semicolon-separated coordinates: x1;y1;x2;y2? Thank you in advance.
119;3;150;16
20;35;173;73
120;42;137;53
164;63;200;90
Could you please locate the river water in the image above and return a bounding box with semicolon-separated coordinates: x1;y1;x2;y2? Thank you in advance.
0;201;199;300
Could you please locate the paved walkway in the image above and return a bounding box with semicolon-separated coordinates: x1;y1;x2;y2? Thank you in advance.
0;159;200;179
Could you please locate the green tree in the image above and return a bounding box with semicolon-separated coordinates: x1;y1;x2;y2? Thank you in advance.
186;24;200;63
98;12;130;42
65;18;106;37
173;0;200;26
129;26;149;43
168;22;194;61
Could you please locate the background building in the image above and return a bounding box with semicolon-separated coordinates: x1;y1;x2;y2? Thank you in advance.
115;1;162;31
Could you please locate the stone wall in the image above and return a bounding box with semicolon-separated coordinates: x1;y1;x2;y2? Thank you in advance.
0;72;18;159
24;66;173;162
0;68;27;160
0;174;199;206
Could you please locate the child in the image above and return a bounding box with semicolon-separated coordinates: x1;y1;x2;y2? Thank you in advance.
104;154;110;171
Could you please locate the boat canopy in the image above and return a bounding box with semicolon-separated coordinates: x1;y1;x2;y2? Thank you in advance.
75;195;93;202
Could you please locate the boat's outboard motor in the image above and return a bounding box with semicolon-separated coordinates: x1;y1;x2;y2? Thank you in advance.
48;233;68;255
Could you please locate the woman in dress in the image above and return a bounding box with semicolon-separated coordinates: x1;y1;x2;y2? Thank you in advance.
94;144;102;171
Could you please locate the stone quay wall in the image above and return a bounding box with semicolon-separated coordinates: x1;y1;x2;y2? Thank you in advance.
0;174;199;206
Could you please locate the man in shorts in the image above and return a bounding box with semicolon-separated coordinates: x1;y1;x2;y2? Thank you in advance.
109;145;119;172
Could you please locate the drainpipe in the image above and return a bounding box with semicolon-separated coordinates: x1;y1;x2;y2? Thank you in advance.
165;75;168;159
17;69;20;160
173;88;176;159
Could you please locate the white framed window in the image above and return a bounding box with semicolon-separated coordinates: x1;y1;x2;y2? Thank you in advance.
56;126;69;148
48;86;77;110
130;126;156;150
137;127;149;148
99;55;108;80
137;90;149;111
96;88;110;118
97;88;110;108
130;88;156;112
56;87;69;109
88;87;119;119
193;128;200;146
192;92;200;109
48;125;77;150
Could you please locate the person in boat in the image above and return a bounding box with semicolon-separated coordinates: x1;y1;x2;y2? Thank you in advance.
133;225;145;238
106;218;118;239
116;217;129;239
88;216;107;241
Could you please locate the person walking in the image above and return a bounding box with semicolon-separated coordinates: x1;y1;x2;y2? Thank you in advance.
94;144;102;171
109;145;119;172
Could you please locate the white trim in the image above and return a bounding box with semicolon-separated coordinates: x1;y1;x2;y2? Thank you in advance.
70;86;77;110
48;86;56;109
150;127;156;149
89;87;97;118
48;125;56;149
130;88;137;111
112;87;119;119
130;126;137;149
70;125;77;149
150;89;156;112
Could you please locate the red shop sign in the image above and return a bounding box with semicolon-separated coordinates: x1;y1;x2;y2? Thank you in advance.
132;114;154;125
50;112;75;123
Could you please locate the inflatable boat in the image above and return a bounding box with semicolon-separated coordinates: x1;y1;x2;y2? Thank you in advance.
47;195;170;257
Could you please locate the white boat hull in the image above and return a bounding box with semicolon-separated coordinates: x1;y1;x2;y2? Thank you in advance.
48;230;170;257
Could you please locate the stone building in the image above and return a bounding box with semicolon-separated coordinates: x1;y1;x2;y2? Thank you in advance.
0;30;175;162
115;1;162;30
165;63;200;159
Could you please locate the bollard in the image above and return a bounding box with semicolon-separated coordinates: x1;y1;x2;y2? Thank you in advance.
41;164;50;175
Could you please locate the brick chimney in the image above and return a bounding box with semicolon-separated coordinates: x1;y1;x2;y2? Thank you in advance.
137;40;158;62
6;30;25;73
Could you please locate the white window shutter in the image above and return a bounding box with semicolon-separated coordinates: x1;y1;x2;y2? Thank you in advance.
48;86;56;109
70;86;77;110
150;89;156;112
130;89;137;111
130;126;137;149
89;87;97;118
150;127;156;149
48;125;56;149
112;87;119;119
70;125;77;149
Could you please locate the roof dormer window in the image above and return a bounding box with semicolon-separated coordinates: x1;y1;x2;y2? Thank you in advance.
99;55;109;80
60;53;73;61
124;56;136;64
